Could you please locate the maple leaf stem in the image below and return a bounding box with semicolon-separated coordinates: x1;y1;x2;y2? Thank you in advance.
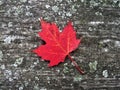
68;55;84;75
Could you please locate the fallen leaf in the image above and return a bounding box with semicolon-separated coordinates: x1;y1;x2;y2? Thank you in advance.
33;19;84;74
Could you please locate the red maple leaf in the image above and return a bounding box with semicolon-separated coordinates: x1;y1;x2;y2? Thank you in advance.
33;19;84;74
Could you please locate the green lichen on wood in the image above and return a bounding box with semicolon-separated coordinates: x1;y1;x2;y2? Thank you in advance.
73;75;83;82
0;50;3;61
89;61;98;72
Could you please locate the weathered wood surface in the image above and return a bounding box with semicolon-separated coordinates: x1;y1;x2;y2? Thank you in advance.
0;0;120;90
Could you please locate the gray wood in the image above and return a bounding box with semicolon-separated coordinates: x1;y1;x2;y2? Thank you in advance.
0;0;120;90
